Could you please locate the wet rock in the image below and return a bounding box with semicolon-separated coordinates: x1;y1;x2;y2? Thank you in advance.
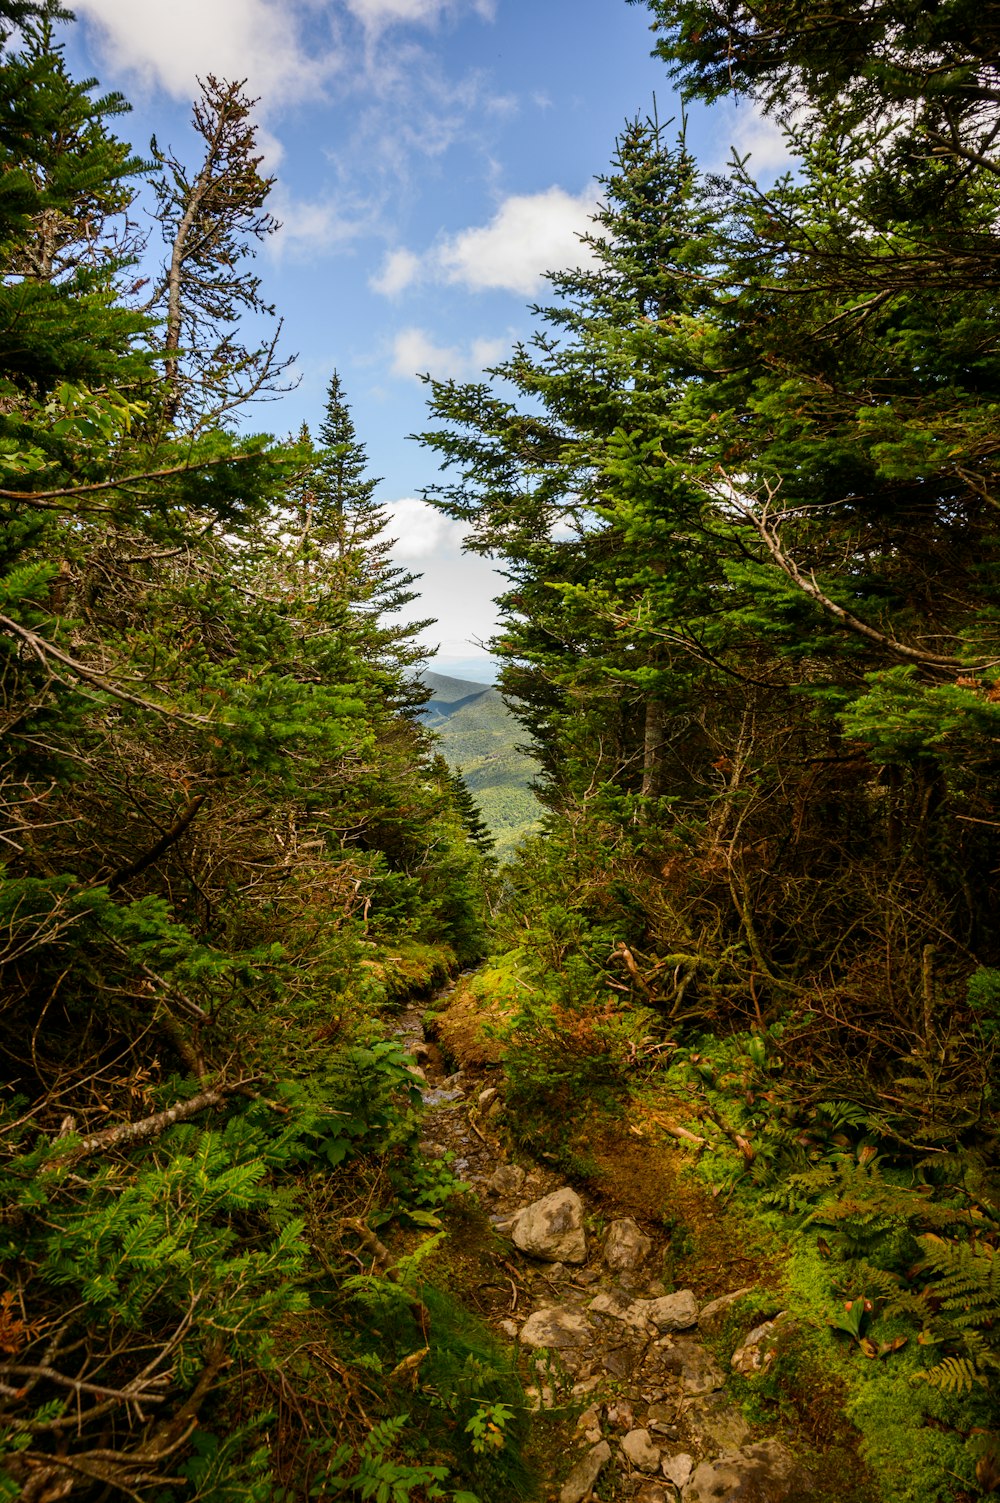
519;1306;593;1350
486;1162;526;1197
559;1440;612;1503
622;1429;663;1474
647;1291;699;1332
604;1217;653;1273
697;1289;753;1337
659;1339;726;1395
589;1290;651;1332
512;1187;587;1264
730;1314;793;1377
681;1440;812;1502
685;1392;751;1453
663;1454;694;1490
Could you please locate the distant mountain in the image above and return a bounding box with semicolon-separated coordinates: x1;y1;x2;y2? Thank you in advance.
418;671;540;858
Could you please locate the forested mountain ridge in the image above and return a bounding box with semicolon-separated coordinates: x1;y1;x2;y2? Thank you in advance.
419;671;540;856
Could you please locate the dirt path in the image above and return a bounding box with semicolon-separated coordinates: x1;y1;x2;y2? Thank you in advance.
392;998;822;1503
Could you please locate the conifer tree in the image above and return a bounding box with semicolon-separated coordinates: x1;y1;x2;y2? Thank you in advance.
308;369;433;687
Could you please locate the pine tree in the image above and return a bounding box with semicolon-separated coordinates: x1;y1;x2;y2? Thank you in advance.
308;369;433;688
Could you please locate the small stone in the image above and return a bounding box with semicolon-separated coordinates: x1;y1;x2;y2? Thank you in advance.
478;1086;499;1109
731;1313;793;1377
606;1401;635;1432
603;1217;653;1273
572;1376;602;1397
697;1288;753;1336
575;1403;602;1435
576;1267;601;1286
662;1454;694;1489
407;1064;427;1081
621;1429;662;1474
519;1306;593;1350
647;1291;699;1331
486;1163;526;1197
499;1318;519;1339
636;1486;670;1503
524;1384;555;1412
512;1187;587;1264
559;1440;612;1503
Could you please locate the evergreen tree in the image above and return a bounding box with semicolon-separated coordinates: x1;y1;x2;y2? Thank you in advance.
307;369;433;690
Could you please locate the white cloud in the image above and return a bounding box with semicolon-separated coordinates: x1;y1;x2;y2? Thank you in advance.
437;186;598;295
389;326;507;382
717;100;801;174
385;497;467;557
369;187;600;304
370;247;423;295
73;0;341;106
346;0;494;32
269;185;373;260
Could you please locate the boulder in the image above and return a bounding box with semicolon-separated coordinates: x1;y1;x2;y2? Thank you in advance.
559;1441;611;1503
604;1217;653;1273
697;1289;754;1337
647;1290;699;1331
622;1429;663;1474
512;1187;587;1263
681;1440;813;1502
519;1306;593;1350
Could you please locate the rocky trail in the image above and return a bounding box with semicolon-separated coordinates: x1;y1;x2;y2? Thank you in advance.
392;998;817;1503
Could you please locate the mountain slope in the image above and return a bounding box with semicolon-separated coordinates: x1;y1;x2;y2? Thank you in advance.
419;671;540;856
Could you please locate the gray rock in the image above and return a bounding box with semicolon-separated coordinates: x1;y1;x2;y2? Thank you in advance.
519;1306;593;1350
486;1162;526;1197
499;1318;519;1340
647;1290;699;1331
659;1339;726;1395
681;1440;812;1502
685;1392;751;1453
477;1086;499;1110
589;1291;651;1332
697;1289;754;1337
559;1441;612;1503
622;1429;663;1474
512;1187;587;1264
603;1217;653;1272
663;1454;695;1489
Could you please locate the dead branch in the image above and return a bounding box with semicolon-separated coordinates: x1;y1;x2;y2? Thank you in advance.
723;480;991;672
107;794;207;892
50;1080;260;1165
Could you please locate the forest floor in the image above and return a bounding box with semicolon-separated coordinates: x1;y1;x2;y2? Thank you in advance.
385;981;878;1503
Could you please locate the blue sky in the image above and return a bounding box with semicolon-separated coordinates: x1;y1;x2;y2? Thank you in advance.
66;0;789;679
